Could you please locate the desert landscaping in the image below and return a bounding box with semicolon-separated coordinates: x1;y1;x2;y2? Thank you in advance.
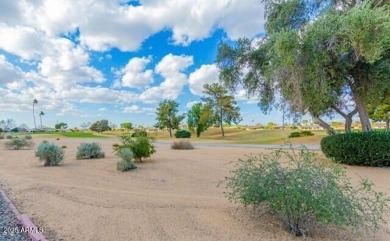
0;136;389;241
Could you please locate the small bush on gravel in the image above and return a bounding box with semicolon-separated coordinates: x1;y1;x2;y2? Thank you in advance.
24;135;32;140
35;141;64;166
224;147;389;236
76;142;105;159
6;135;13;139
175;129;191;138
114;133;155;163
321;131;390;166
171;141;194;150
116;148;136;171
4;138;33;150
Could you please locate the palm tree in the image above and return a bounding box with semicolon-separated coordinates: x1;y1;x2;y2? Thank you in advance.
33;99;38;130
39;111;44;130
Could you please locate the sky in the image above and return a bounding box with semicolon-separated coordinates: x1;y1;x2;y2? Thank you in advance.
0;0;294;129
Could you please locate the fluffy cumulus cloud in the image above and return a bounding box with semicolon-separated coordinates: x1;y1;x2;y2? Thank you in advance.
0;0;265;125
188;64;219;95
123;105;154;113
120;56;153;88
140;54;194;101
0;55;25;85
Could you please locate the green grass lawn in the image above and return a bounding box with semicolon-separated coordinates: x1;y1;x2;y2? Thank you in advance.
133;127;328;145
29;131;106;139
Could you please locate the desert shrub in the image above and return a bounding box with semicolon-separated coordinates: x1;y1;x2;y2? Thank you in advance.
175;129;191;138
114;133;155;163
76;142;105;159
116;148;136;171
24;135;32;140
4;138;33;150
321;131;390;166
56;138;60;140
288;131;314;138
131;130;147;138
288;132;301;138
6;135;13;139
112;143;120;148
171;141;194;150
35;141;64;166
224;148;389;236
0;135;4;140
300;130;314;136
62;146;67;148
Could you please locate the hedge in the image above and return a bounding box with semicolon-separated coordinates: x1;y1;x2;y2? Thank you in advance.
320;131;390;166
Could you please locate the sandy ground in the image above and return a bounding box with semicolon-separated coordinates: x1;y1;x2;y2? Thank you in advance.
0;137;389;241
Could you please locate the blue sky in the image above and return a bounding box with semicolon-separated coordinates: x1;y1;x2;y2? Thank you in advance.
0;0;295;129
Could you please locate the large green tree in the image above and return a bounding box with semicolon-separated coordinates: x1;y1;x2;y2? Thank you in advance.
155;100;185;137
55;122;68;130
90;119;111;133
120;122;133;131
187;103;214;137
217;0;390;134
202;83;242;137
367;97;390;129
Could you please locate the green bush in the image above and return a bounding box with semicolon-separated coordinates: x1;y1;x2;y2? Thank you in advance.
114;133;155;163
174;129;191;138
116;148;137;171
4;138;33;150
300;130;314;136
24;135;32;140
35;141;64;166
6;135;13;139
288;131;301;138
131;130;147;138
224;148;389;236
321;131;390;166
76;142;105;159
288;131;314;138
171;141;194;150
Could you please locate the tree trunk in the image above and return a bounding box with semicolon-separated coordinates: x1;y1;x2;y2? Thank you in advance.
331;106;358;132
311;115;336;135
40;116;43;130
386;119;389;130
168;128;172;137
220;110;225;137
33;104;36;130
353;92;372;131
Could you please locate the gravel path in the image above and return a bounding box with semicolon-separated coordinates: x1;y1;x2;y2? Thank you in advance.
0;193;31;241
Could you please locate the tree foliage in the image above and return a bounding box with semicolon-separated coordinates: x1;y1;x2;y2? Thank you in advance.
55;122;68;130
367;96;390;129
202;83;242;137
187;103;213;137
89;119;111;133
217;1;390;133
155;100;185;137
120;122;133;131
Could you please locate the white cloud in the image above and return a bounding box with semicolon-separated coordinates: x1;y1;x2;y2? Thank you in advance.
0;24;46;60
186;101;200;108
0;55;25;85
140;54;193;101
188;64;219;95
123;105;154;113
98;108;107;112
38;38;105;89
0;0;265;53
120;56;153;88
